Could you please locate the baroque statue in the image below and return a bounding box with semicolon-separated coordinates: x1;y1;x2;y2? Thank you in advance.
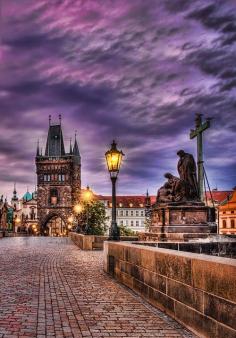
157;150;199;203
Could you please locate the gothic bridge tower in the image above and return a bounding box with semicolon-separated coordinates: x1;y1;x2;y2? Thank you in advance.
36;116;81;235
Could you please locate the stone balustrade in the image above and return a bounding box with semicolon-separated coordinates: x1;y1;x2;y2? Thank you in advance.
104;241;236;338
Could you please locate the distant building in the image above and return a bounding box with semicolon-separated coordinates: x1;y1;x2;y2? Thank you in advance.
0;196;8;231
98;193;156;233
219;190;236;235
36;116;81;236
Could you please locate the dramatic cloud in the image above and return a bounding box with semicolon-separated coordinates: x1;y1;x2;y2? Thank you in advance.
0;0;235;198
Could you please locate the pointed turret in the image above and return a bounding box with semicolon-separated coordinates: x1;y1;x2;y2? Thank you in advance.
73;132;80;158
36;140;40;157
45;115;65;157
145;189;151;208
69;138;73;155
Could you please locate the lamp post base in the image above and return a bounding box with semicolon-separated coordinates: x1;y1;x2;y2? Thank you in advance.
108;221;120;241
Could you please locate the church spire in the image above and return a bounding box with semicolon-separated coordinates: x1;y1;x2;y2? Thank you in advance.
73;131;80;157
36;140;40;156
69;138;73;154
45;115;65;157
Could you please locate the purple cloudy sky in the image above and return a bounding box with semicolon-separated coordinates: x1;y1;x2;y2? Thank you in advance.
0;0;236;199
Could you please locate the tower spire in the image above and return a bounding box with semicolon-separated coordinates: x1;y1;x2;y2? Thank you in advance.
73;131;80;157
70;138;73;154
36;139;40;156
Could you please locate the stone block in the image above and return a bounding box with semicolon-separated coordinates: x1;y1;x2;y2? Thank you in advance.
131;265;144;282
216;322;236;338
167;279;204;313
174;301;217;338
107;243;124;260
133;278;149;297
155;251;192;285
192;258;236;302
120;261;132;275
119;271;134;289
140;248;156;272
143;270;166;294
148;287;175;316
124;246;141;266
204;293;236;330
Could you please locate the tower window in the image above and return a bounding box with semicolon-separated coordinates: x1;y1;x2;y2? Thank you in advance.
50;188;59;205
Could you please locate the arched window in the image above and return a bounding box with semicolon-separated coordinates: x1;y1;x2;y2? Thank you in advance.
231;220;235;228
222;220;227;228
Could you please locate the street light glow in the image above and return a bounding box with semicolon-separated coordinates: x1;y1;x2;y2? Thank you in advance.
73;204;83;214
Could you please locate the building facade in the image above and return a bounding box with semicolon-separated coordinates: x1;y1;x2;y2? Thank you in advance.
219;190;236;235
98;193;155;233
36;117;81;236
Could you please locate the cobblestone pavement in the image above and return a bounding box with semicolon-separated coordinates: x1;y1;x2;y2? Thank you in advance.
0;237;196;338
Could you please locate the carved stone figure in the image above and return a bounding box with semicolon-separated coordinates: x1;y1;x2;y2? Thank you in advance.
164;173;187;202
177;150;199;200
157;182;173;203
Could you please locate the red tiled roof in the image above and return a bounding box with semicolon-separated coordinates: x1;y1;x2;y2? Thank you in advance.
96;195;156;208
205;191;232;203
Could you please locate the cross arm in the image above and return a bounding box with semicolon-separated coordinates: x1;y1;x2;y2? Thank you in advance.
190;120;210;139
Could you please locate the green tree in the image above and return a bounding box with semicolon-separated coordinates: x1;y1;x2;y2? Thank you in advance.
119;225;136;236
77;200;108;235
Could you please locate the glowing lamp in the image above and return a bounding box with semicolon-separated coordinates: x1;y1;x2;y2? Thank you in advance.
74;204;83;214
105;141;124;178
83;186;93;202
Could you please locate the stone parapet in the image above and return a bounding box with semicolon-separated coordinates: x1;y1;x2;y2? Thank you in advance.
70;232;138;250
104;241;236;338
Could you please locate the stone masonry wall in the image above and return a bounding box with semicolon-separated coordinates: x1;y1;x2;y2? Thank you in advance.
104;242;236;338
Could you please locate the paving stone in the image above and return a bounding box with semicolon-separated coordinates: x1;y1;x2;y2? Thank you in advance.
0;237;196;338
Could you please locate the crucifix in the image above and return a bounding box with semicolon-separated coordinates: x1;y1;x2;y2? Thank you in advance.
190;113;211;201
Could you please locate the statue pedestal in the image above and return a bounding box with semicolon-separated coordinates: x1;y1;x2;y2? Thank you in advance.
148;202;217;241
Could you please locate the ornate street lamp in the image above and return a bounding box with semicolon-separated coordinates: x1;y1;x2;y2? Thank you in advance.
105;140;124;240
73;203;83;233
82;186;93;234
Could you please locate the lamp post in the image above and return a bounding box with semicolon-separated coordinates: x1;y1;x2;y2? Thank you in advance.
73;203;83;232
105;140;124;241
83;186;93;234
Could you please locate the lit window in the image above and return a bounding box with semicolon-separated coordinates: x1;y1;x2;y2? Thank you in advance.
119;203;123;207
140;203;144;207
129;203;133;208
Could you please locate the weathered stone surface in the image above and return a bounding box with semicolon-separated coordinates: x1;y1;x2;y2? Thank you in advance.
216;322;236;338
155;251;192;285
167;279;204;313
148;287;175;316
104;242;236;338
133;278;149;297
174;301;217;338
124;245;142;266
204;293;236;330
143;269;166;294
192;257;236;302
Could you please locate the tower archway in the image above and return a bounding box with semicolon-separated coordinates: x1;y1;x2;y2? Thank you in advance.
41;212;67;236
